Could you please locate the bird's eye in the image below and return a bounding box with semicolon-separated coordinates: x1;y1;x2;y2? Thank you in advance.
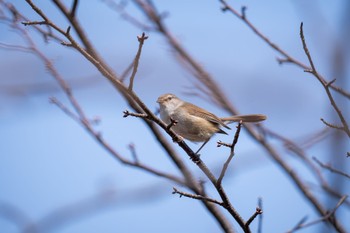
167;96;172;101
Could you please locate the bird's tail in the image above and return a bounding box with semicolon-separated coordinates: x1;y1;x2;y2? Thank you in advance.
221;114;267;123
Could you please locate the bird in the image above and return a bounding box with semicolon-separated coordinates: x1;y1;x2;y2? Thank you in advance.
157;93;266;154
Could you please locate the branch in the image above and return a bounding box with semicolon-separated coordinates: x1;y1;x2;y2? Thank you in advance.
219;0;350;100
70;0;79;18
217;121;242;185
128;32;148;91
257;197;263;233
127;1;347;232
172;187;224;206
313;157;350;180
123;110;148;119
166;117;178;130
320;118;344;130
299;22;350;138
13;2;234;232
245;207;263;230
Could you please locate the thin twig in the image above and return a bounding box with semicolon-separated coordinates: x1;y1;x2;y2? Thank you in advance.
217;121;242;185
166;117;178;130
320;118;344;130
313;157;350;179
245;207;263;230
128;32;148;91
70;0;79;18
219;0;350;100
257;197;263;233
288;216;308;233
128;143;139;164
300;22;350;138
123;110;148;119
172;188;224;206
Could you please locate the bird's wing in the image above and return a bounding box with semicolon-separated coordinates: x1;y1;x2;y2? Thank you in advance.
185;102;231;129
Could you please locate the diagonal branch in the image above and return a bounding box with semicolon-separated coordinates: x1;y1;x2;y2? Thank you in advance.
217;121;242;185
313;157;350;180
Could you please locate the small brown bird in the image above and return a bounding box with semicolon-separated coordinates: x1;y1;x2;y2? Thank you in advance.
157;93;266;154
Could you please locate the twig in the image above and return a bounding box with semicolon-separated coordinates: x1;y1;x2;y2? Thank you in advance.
257;197;263;233
128;143;139;164
217;121;242;185
128;32;148;91
70;0;79;18
166;117;178;130
320;118;344;130
123;110;148;119
245;207;263;230
49;97;81;124
172;187;223;206
300;22;350;138
219;0;350;100
313;157;350;179
288;216;308;233
102;0;154;31
217;140;232;148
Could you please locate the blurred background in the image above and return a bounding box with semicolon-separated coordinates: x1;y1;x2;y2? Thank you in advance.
0;0;349;232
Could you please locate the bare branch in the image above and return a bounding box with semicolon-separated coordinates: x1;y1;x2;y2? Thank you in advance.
219;0;350;100
129;32;148;91
166;117;178;130
300;22;350;138
217;121;242;185
257;197;263;233
70;0;79;18
123;110;148;119
245;207;263;230
320;118;344;130
128;143;139;164
172;187;224;206
313;157;350;179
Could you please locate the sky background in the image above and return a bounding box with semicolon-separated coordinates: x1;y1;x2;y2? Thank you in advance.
0;0;349;233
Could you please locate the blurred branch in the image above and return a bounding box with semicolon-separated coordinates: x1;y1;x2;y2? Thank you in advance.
51;0;107;64
262;127;348;206
102;0;154;31
313;157;350;180
0;202;32;231
70;0;78;18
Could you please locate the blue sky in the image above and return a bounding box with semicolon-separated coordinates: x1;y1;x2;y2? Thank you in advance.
1;1;349;232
